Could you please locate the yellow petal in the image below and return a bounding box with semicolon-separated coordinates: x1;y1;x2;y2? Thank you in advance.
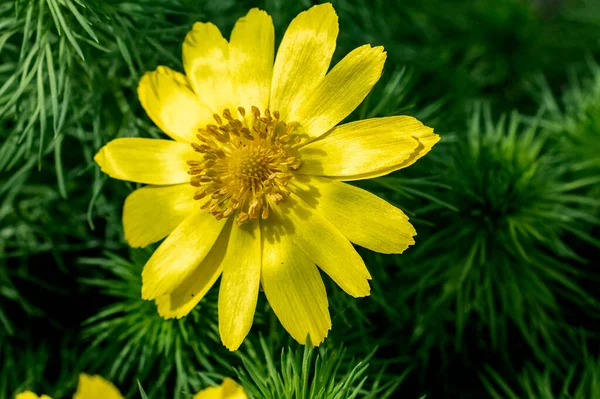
347;124;440;179
292;176;416;254
94;138;200;185
270;3;338;122
218;221;261;351
156;221;230;319
73;374;123;399
278;194;371;297
193;378;247;399
261;222;331;345
138;66;213;142
15;392;52;399
123;184;198;248
183;22;234;113
141;210;226;300
291;45;386;138
229;9;274;112
298;116;438;179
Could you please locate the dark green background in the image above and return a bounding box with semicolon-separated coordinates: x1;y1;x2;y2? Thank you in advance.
1;0;599;398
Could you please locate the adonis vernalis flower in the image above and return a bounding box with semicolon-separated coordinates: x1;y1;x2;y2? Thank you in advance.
15;393;51;399
193;378;247;399
94;3;438;350
16;376;245;399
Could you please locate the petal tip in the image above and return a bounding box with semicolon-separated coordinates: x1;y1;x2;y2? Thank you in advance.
141;277;158;300
190;21;217;31
349;280;371;298
141;288;152;301
156;293;199;320
399;237;416;254
123;234;145;249
155;65;170;75
155;298;176;320
246;7;270;18
222;339;242;352
186;22;223;46
302;2;338;24
407;220;418;236
219;327;247;352
308;326;331;347
315;2;337;15
93;146;106;168
359;44;386;59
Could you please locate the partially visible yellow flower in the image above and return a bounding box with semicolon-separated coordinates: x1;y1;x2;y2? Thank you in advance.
15;374;123;399
194;378;247;399
15;392;51;399
94;3;439;350
72;374;124;399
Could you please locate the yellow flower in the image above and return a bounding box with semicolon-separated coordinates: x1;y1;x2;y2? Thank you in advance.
194;378;247;399
94;3;438;350
16;376;244;399
72;374;124;399
15;374;123;399
15;392;52;399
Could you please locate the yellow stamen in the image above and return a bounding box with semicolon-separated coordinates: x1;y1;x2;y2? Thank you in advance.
188;106;301;224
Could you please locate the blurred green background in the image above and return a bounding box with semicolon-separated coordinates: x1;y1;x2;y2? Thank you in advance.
1;0;599;398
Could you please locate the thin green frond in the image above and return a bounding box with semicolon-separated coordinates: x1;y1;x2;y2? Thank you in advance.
79;249;237;399
235;337;409;399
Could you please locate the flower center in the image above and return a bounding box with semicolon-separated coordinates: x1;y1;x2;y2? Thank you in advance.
188;106;301;224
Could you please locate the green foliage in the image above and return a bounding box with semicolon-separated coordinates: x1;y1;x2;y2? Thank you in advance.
1;0;600;397
393;106;598;364
138;380;150;399
0;337;78;399
236;337;405;399
78;249;237;398
332;103;600;396
0;266;35;336
482;352;600;399
332;0;600;120
535;59;600;172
